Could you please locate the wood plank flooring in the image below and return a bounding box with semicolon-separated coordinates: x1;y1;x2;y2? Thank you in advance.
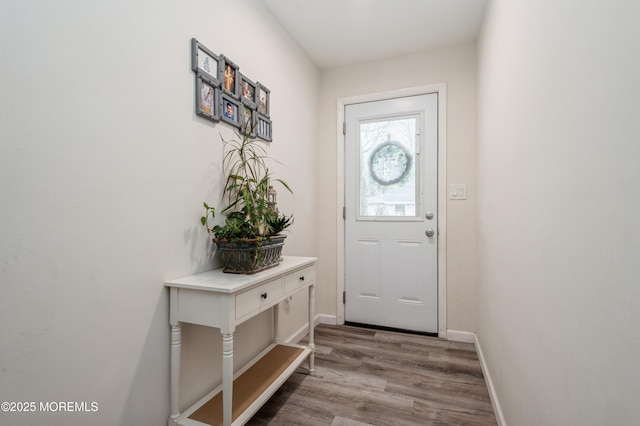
248;324;497;426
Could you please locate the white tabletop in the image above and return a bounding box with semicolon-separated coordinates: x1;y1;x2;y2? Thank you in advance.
164;256;317;293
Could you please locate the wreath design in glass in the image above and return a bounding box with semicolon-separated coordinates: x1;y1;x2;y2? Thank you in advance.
368;140;413;186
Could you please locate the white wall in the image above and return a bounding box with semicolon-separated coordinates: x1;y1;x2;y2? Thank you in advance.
477;1;640;424
0;1;318;424
317;44;478;333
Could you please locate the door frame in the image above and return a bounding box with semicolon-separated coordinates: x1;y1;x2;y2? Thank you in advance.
336;83;448;338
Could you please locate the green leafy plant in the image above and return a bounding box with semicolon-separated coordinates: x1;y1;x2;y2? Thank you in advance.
265;211;294;235
200;202;216;233
201;128;293;244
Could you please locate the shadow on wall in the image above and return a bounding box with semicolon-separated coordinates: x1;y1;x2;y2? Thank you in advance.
185;225;219;275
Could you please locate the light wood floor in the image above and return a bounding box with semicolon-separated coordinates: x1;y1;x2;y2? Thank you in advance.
248;324;497;426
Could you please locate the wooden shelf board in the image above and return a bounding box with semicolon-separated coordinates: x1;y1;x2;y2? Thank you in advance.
184;344;308;426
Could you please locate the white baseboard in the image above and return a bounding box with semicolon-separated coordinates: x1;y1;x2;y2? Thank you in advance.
474;334;507;426
316;313;337;325
446;329;506;425
284;314;336;343
446;329;476;343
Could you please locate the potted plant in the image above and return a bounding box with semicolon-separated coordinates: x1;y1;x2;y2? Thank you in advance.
201;129;293;274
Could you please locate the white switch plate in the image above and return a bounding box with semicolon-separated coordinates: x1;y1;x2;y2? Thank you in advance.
449;184;467;200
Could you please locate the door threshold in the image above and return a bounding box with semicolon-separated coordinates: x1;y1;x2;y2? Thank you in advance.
344;321;438;338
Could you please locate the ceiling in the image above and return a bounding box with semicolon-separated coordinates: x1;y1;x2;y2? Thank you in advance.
261;0;488;70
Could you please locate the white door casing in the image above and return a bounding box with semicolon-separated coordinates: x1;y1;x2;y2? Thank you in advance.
345;94;438;333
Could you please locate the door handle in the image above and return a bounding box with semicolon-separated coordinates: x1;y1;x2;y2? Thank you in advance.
425;228;435;237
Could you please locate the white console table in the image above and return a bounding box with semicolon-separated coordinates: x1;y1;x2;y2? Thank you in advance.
165;256;317;426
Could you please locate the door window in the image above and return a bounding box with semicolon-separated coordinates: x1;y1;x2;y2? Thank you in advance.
358;116;419;218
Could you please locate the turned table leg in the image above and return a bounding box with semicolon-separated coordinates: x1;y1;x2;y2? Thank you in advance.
169;323;182;423
222;332;234;426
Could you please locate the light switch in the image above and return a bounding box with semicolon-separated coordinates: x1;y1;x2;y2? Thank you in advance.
449;184;467;200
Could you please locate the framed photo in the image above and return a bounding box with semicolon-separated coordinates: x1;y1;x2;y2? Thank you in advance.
220;93;241;128
218;55;240;99
239;73;257;108
191;38;220;85
256;114;272;142
256;82;270;117
240;104;257;136
196;74;219;122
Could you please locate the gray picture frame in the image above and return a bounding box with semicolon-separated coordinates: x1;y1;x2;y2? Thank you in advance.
256;113;272;142
239;73;257;108
191;38;220;86
256;82;270;118
240;104;257;137
220;92;241;129
188;39;273;134
218;55;240;100
196;74;220;122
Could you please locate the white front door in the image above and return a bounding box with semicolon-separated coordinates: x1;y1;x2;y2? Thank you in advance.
345;94;438;333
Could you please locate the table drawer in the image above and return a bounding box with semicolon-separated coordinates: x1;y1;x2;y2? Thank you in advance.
236;278;284;319
285;265;316;294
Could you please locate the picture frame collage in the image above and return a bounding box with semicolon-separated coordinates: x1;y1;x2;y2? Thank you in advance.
191;38;272;141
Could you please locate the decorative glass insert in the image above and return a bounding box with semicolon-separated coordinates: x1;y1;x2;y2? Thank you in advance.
359;116;418;217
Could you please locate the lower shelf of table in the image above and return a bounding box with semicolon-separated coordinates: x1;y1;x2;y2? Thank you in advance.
173;343;311;426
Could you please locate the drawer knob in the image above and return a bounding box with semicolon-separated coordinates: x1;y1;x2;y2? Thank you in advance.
261;292;268;299
299;276;305;282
